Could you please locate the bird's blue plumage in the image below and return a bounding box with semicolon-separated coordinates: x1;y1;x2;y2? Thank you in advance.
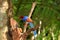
21;16;37;37
22;16;28;21
29;22;37;36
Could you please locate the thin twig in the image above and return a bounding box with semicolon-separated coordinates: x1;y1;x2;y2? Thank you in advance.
23;2;37;32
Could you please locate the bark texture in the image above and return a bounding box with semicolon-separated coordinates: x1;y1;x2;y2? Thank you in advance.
0;0;8;40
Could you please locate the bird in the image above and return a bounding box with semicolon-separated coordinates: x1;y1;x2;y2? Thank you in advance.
19;16;33;22
19;16;37;38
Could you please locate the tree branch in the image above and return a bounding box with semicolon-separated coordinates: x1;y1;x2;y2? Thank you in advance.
20;24;40;40
24;2;37;32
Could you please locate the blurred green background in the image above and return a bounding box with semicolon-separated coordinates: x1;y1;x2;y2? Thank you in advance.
12;0;60;40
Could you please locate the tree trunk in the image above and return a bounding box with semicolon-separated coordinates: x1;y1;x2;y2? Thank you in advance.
0;0;11;40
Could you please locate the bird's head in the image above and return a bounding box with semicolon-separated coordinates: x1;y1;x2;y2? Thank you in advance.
19;16;24;19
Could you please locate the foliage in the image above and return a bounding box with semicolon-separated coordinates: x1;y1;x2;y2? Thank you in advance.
12;0;60;40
